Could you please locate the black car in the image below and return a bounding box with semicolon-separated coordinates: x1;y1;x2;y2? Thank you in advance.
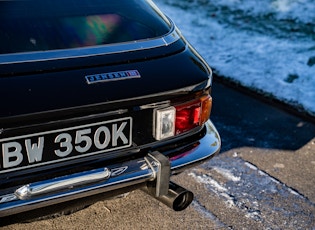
0;0;220;223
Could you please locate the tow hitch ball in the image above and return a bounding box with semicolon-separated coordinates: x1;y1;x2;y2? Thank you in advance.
142;152;194;211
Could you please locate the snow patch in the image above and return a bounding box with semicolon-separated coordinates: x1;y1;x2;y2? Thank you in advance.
212;167;241;182
188;172;227;192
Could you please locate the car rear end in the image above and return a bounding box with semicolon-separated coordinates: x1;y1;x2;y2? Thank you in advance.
0;0;220;223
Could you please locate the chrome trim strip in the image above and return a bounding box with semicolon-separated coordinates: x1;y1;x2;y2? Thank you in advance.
0;22;180;65
0;120;220;217
15;168;111;200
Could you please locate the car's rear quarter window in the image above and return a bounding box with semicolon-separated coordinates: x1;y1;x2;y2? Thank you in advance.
0;0;170;54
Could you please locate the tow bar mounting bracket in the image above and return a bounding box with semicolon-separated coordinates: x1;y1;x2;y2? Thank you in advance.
145;151;170;197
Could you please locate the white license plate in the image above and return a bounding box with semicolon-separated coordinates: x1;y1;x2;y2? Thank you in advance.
0;117;132;173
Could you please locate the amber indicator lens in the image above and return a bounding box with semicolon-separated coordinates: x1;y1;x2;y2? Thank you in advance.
200;95;212;124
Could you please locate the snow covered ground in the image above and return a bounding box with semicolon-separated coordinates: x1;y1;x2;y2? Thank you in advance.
155;0;315;116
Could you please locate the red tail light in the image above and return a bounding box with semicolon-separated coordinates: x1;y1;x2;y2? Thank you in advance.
175;101;201;134
153;95;212;140
175;95;212;135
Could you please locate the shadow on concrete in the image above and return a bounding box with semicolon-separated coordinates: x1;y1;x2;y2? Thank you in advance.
211;81;315;152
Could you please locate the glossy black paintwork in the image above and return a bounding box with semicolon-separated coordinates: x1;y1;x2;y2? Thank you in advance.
0;41;210;119
0;1;216;218
0;41;212;185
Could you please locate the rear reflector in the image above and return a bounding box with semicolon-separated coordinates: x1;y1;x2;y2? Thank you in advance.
153;95;212;140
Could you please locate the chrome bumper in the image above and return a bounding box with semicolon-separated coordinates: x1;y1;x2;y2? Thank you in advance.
0;120;220;217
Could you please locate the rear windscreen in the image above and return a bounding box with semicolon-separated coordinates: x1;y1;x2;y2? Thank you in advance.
0;0;170;54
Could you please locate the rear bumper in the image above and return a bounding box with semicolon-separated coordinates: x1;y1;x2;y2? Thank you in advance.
0;120;220;218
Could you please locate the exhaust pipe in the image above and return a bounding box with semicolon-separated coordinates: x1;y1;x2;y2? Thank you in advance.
143;152;193;211
142;181;194;211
